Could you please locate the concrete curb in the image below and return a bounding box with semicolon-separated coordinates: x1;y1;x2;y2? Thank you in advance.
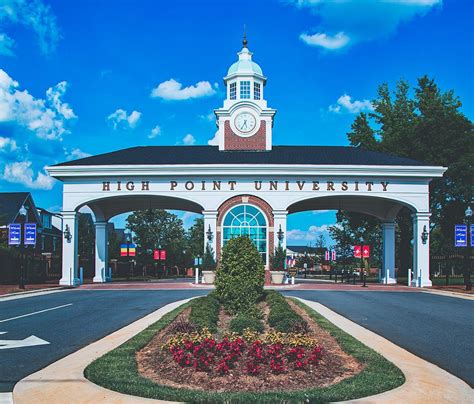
422;288;474;301
13;297;473;403
293;298;473;404
13;298;196;404
0;287;70;302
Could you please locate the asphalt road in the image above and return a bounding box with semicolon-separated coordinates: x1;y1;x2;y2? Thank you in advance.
0;289;207;392
284;290;474;387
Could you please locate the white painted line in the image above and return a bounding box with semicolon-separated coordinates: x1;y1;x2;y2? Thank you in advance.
0;334;49;350
0;303;73;323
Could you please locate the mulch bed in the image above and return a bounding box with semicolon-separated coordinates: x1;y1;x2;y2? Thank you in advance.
136;300;363;393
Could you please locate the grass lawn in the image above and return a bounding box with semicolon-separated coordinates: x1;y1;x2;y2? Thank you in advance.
84;297;405;403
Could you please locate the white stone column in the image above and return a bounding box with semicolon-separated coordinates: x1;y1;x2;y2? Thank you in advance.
93;221;108;283
381;222;397;284
60;211;79;286
412;212;432;287
203;210;218;258
273;210;288;251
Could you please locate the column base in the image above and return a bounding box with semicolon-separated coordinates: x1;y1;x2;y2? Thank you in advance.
410;279;432;287
59;277;80;287
383;278;397;285
93;276;106;283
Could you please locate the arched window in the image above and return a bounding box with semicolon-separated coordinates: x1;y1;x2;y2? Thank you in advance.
222;204;267;262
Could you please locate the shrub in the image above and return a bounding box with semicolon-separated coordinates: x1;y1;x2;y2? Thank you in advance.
266;291;308;333
189;295;220;333
229;314;264;334
270;245;286;271
215;236;265;315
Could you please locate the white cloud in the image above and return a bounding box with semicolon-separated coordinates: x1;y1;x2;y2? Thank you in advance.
300;32;350;50
0;69;76;140
0;136;17;151
151;79;217;101
0;0;61;55
3;161;55;190
199;112;215;121
290;0;442;49
287;225;330;242
107;108;142;130
329;94;373;114
182;133;196;145
148;124;161;139
208;130;219;146
64;148;91;160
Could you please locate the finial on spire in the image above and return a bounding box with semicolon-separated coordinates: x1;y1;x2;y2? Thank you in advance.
242;24;248;48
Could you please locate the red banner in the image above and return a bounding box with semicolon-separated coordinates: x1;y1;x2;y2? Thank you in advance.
354;245;362;258
325;250;329;261
363;245;370;258
153;250;159;260
331;250;336;261
160;250;167;261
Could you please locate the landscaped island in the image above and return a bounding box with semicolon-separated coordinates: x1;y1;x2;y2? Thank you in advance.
85;237;404;402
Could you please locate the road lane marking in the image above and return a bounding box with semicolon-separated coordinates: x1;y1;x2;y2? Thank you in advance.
0;333;49;350
0;303;73;323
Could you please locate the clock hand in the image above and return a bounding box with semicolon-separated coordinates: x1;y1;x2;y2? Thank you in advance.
242;120;247;129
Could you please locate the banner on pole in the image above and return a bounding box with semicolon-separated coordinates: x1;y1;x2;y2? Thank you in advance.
120;244;128;257
363;245;370;258
325;250;329;261
128;243;136;256
354;245;362;258
153;250;159;260
454;225;467;247
8;223;21;245
160;250;167;261
331;250;336;261
24;223;36;245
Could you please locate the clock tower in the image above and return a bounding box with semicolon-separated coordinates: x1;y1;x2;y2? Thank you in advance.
214;36;276;151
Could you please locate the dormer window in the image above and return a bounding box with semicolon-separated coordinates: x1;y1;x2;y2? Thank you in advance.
240;81;250;99
254;82;261;100
229;82;236;100
41;213;51;229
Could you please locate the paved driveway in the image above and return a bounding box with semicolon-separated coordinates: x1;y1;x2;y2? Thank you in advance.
284;290;474;387
0;289;207;392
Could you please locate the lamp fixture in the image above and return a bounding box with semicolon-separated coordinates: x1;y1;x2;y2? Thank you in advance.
277;224;284;242
421;225;429;245
64;224;72;243
206;224;213;241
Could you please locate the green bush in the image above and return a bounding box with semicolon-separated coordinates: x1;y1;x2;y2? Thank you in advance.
229;313;264;334
266;290;308;333
188;295;220;332
215;236;265;315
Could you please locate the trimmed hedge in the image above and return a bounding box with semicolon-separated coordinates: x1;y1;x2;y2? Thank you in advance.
266;290;308;333
229;313;264;334
188;295;220;333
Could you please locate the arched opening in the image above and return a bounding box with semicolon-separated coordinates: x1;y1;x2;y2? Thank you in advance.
73;194;205;283
286;195;417;285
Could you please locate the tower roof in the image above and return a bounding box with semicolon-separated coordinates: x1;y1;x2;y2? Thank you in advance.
226;40;264;79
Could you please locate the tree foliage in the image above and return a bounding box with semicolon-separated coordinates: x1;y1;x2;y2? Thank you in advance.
270;245;286;271
336;76;473;272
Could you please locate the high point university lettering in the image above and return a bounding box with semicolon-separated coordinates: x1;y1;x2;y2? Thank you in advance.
102;180;390;192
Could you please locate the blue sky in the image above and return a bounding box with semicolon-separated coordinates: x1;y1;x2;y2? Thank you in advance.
0;0;473;246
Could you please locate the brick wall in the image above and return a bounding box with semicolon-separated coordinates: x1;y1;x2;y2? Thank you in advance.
223;120;266;150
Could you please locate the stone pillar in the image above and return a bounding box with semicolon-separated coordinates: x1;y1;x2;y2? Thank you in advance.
412;212;432;287
381;222;397;284
93;221;108;283
273;210;288;251
60;211;79;286
203;210;218;258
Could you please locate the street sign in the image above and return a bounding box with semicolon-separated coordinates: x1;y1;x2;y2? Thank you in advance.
354;245;362;258
363;245;370;258
194;257;202;266
331;250;336;261
325;250;329;261
8;223;21;245
454;225;467;247
471;225;474;247
24;223;36;245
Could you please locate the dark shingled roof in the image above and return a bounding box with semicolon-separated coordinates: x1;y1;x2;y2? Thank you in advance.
53;146;427;167
0;192;41;226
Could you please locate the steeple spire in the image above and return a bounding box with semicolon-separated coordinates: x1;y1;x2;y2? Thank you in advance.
242;24;248;48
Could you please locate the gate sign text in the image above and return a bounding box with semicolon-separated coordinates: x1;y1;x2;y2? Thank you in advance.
8;223;21;245
24;223;36;246
454;225;467;247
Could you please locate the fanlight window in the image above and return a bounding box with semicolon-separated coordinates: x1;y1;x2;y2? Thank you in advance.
223;204;267;263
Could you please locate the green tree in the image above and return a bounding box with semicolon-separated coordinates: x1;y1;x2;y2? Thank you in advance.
126;209;186;270
270;245;286;271
186;217;204;259
201;243;217;271
338;76;473;276
215;236;265;315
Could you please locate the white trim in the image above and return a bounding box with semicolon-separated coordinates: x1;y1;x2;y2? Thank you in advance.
47;164;447;179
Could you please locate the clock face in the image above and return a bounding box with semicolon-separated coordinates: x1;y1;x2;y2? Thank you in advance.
234;112;257;134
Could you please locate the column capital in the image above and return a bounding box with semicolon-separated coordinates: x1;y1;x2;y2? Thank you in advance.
95;221;108;228
412;211;431;220
61;211;77;219
272;209;288;217
202;210;219;217
381;221;396;228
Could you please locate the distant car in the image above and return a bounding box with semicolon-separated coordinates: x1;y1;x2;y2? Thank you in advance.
352;270;361;277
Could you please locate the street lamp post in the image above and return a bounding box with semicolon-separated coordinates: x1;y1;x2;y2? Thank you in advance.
17;205;28;289
464;205;472;291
